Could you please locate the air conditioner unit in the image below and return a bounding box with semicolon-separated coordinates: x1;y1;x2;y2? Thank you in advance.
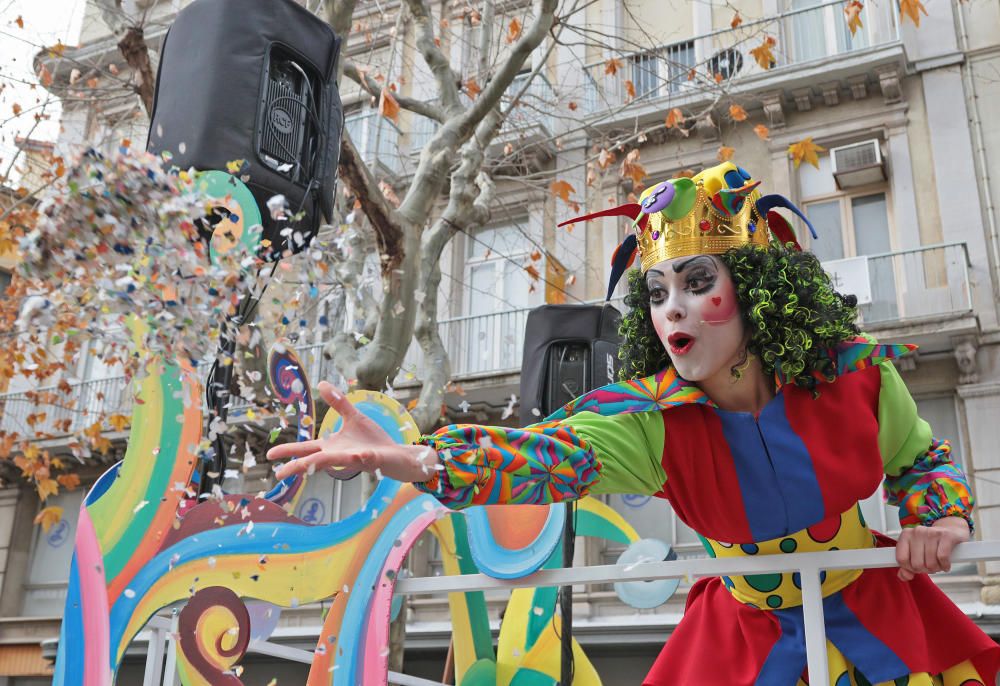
830;139;886;189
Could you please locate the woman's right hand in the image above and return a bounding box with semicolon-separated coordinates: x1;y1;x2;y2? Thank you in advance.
265;381;439;483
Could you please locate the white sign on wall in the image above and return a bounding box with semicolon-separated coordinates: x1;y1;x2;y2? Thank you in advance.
822;256;873;305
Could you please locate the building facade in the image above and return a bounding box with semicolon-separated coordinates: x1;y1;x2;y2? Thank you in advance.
1;0;1000;683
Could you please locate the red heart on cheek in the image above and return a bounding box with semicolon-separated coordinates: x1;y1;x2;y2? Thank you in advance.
712;297;722;307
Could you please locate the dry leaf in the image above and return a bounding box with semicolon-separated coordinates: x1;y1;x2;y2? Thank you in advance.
899;0;927;25
550;179;577;206
57;473;81;490
379;180;401;206
108;63;119;75
86;77;99;89
568;101;578;111
730;11;742;29
753;124;770;140
750;36;777;70
503;142;514;155
597;148;616;170
507;18;522;43
844;1;864;35
378;89;400;124
465;77;481;98
108;413;130;431
687;67;697;81
525;264;541;281
624;80;636;101
37;477;58;501
620;149;647;187
788;137;826;168
69;68;80;85
729;104;748;122
14;15;24;28
665;108;685;128
406;398;418;411
11;103;21;116
604;58;624;76
34;506;63;532
47;41;66;58
37;65;53;87
717;146;735;162
714;72;724;84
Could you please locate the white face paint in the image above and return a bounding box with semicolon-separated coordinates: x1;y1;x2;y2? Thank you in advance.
646;255;746;383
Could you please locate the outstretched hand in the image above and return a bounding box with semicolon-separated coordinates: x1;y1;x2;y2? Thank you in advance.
265;381;439;484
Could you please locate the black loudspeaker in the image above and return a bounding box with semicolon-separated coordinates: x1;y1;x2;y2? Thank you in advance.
146;0;344;260
520;303;623;422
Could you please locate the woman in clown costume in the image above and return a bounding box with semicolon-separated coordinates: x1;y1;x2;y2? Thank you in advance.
268;162;1000;685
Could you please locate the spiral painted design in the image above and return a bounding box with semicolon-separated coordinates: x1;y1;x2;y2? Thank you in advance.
177;586;251;686
264;341;315;505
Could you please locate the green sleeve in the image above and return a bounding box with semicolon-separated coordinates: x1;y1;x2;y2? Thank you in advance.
561;410;666;496
877;360;933;476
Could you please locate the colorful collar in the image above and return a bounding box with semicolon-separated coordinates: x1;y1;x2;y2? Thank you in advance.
544;337;916;422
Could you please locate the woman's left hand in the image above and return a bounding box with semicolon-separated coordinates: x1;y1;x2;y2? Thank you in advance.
895;516;971;581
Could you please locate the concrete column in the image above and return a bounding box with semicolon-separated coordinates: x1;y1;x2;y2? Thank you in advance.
885;123;922;250
922;66;997;327
0;487;39;617
0;489;18;602
956;382;1000;574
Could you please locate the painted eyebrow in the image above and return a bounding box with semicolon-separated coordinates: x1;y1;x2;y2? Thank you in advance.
672;256;716;273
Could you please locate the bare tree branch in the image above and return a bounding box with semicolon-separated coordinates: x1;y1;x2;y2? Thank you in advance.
402;0;462;114
343;59;445;122
116;26;155;116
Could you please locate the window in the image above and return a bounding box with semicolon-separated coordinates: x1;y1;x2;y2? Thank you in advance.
788;0;869;65
800;152;897;322
457;224;542;375
629;41;695;100
23;488;84;616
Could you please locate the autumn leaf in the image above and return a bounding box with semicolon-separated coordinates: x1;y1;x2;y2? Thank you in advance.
525;264;541;281
750;36;777;70
34;506;63;532
47;41;66;58
86;77;99;89
378;89;400;124
730;11;742;28
665;108;685;128
597;148;616;170
753;124;770;140
406;398;418;411
530;249;542;261
568;101;578;111
718;146;736;162
37;477;59;501
687;67;697;81
37;65;53;87
844;1;864;36
604;57;623;76
507;18;522;43
57;473;80;490
729;104;748;122
14;15;24;28
713;72;724;84
624;79;636;102
899;0;927;25
11;103;21;116
550;179;577;207
465;77;481;98
620;149;647;187
108;413;130;432
788;137;826;168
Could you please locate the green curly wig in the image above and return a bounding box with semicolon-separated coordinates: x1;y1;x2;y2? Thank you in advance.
618;243;860;391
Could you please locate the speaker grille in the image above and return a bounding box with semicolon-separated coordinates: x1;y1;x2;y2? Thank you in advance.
261;79;304;168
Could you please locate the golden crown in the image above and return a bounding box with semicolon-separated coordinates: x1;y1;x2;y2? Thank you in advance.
635;182;768;272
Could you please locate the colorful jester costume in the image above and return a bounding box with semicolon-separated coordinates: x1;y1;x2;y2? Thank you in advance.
415;163;1000;685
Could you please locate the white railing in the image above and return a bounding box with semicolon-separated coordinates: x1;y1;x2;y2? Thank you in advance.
858;242;972;325
345;109;404;176
0;375;131;437
583;0;899;113
139;541;1000;686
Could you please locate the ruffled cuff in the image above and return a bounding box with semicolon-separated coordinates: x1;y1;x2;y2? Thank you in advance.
884;438;975;532
412;420;601;509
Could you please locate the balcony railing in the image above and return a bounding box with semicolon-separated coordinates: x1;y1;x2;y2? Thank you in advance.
345;110;404;176
583;0;900;113
0;375;131;438
822;242;972;326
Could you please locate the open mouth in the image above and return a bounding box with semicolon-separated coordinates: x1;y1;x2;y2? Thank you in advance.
667;333;695;355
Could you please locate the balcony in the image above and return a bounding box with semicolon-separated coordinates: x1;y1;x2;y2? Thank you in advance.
345;109;404;177
583;0;901;118
822;242;976;349
0;376;132;439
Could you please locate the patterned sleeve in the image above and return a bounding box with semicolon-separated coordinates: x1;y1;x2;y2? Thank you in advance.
412;420;601;509
883;437;975;530
876;359;975;530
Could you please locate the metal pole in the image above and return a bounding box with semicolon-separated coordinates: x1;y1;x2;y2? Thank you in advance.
559;501;575;685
